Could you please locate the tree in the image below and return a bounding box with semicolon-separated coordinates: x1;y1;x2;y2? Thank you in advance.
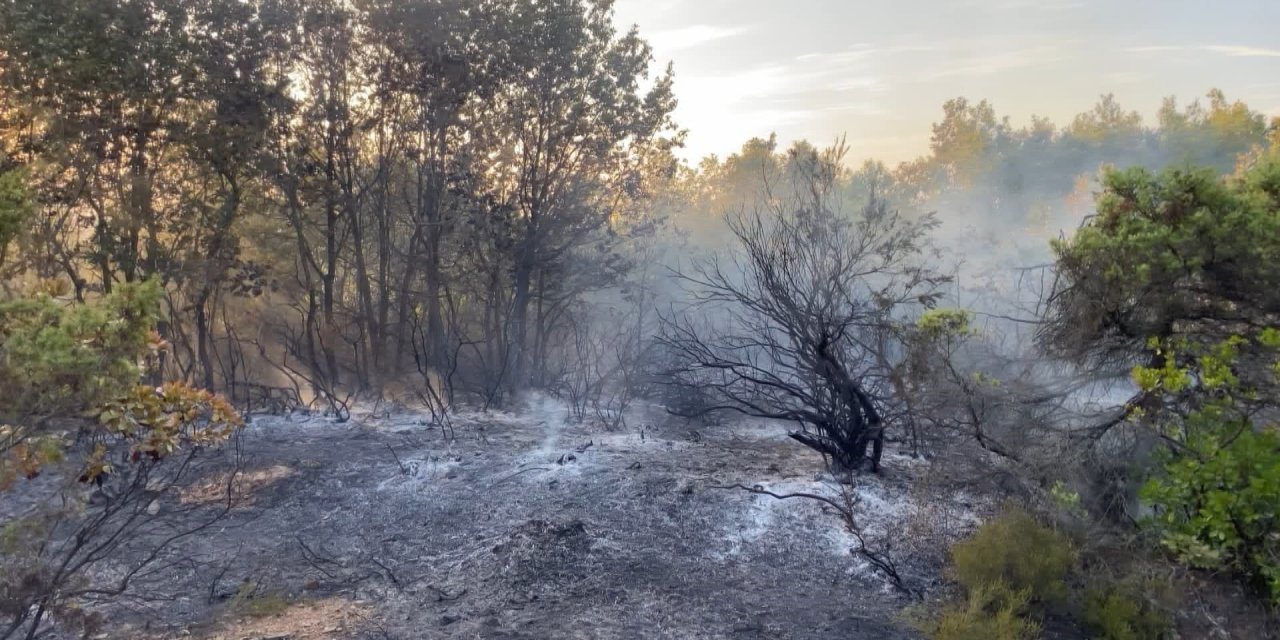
1037;158;1280;526
929;98;1003;187
1;367;243;640
0;290;244;639
1042;158;1280;375
0;0;200;297
658;142;948;473
477;0;678;391
0;175;243;638
0;165;30;282
1159;89;1268;173
0;0;297;389
359;0;501;377
1067;94;1144;145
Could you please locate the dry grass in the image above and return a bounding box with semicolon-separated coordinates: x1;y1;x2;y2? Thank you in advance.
181;464;294;507
192;597;373;640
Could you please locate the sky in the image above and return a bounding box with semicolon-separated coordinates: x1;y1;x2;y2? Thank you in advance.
611;0;1280;166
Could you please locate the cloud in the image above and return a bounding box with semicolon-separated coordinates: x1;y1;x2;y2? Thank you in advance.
1103;71;1148;85
1203;45;1280;58
646;25;749;52
678;64;790;106
796;46;879;65
917;45;1064;81
670;58;895;161
795;43;937;65
1125;45;1184;54
832;76;885;93
1127;44;1280;58
963;0;1084;9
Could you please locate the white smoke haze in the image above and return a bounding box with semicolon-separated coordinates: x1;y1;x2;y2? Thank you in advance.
641;88;1274;476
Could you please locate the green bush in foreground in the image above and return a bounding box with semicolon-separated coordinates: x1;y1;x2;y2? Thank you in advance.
924;508;1174;640
1137;334;1280;604
949;507;1073;606
1082;584;1173;640
930;583;1040;640
919;509;1070;640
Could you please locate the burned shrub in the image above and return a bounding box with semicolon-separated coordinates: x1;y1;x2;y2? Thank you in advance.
658;143;948;473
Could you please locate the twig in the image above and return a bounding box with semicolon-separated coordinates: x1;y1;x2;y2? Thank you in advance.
709;483;921;599
424;584;466;602
709;483;850;514
296;536;341;579
207;560;234;605
370;558;401;590
384;442;409;475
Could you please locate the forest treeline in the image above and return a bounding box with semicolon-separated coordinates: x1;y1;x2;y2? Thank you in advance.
0;0;680;414
0;0;1275;416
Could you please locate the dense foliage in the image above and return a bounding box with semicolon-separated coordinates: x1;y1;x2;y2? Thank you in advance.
1045;158;1280;369
1137;334;1280;604
0;153;242;639
924;509;1172;640
1039;147;1280;628
0;0;679;413
919;509;1071;640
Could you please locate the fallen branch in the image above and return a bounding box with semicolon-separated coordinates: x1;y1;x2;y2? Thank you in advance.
370;558;402;591
384;443;409;475
296;536;342;580
424;584;466;602
710;483;848;513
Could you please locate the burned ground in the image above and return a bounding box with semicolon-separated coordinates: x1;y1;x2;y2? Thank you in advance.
79;398;983;640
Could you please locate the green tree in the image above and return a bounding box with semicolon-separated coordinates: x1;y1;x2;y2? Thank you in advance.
1045;156;1280;604
1159;89;1268;172
0;169;243;639
929;98;1002;186
0;166;30;277
1067;94;1144;144
0;0;296;387
477;0;678;390
0;283;243;639
0;0;224;295
1042;158;1280;372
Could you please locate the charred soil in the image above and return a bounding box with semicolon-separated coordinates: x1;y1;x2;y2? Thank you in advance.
76;399;981;639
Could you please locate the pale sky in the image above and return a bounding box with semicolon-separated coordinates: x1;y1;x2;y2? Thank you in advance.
612;0;1280;165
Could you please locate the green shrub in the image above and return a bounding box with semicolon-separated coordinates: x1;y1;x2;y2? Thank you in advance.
950;507;1074;606
919;509;1075;640
0;279;244;637
929;583;1040;640
1082;585;1172;640
229;583;292;618
1137;335;1280;604
1142;426;1280;603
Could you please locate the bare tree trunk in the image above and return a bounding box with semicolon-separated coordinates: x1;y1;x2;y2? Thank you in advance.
351;205;377;388
194;289;214;390
423;227;447;369
510;260;532;391
192;177;242;390
393;226;423;373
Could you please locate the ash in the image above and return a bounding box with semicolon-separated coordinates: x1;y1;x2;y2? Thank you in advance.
96;396;981;639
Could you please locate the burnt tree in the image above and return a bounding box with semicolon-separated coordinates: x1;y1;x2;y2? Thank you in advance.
658;143;948;473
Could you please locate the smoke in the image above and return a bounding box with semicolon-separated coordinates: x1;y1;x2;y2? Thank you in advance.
638;91;1271;422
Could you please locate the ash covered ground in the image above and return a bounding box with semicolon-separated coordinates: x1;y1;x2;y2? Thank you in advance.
98;397;985;639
